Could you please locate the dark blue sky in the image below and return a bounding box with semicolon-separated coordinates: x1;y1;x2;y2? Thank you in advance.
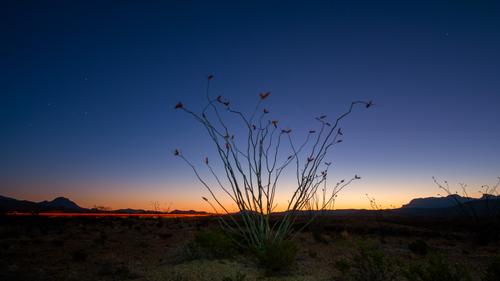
1;1;499;209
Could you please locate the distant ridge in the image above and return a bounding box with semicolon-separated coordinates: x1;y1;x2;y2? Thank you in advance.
402;194;475;209
170;209;208;215
0;195;207;215
0;195;86;213
1;194;498;217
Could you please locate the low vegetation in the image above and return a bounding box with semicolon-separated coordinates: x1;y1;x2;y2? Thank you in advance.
1;214;499;281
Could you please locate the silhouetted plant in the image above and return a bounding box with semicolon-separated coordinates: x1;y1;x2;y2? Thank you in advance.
347;242;399;281
483;257;500;281
254;239;297;273
71;249;88;262
405;254;471;281
221;272;247;281
335;259;351;275
408;239;429;256
433;177;500;243
185;229;237;260
174;75;372;260
311;223;329;244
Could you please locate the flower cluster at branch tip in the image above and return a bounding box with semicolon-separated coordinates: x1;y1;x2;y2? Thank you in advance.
216;95;230;106
259;92;271;100
174;102;183;109
174;149;180;156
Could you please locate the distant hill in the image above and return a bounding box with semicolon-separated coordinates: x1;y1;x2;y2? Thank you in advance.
38;197;84;211
396;194;500;217
170;209;208;215
0;195;86;213
0;195;38;212
113;208;148;214
402;194;475;209
1;194;498;218
0;195;207;215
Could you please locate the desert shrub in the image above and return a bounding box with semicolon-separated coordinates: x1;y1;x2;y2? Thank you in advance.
334;259;351;275
405;254;471;281
114;264;142;279
483;257;500;281
71;249;88;262
347;242;399;281
50;238;65;247
97;262;141;279
310;223;329;244
408;239;429;256
0;228;20;239
156;218;164;228
185;229;237;260
159;232;173;239
254;239;298;273
308;249;318;258
221;272;246;281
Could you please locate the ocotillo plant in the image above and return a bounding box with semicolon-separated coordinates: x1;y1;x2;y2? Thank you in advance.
433;177;500;243
174;75;372;252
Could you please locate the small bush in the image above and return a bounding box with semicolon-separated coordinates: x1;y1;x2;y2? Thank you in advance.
405;254;471;281
408;239;429;256
254;239;297;273
185;229;237;260
97;262;141;279
159;232;173;239
310;223;329;244
483;257;500;281
221;272;246;281
348;243;399;281
340;230;351;240
334;259;351;275
308;249;318;259
71;249;88;262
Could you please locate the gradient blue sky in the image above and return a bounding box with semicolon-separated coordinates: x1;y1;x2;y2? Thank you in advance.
1;0;499;210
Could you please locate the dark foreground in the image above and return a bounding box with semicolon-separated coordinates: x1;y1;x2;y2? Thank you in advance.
0;214;498;281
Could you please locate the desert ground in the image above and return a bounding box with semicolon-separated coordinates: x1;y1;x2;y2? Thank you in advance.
0;214;498;281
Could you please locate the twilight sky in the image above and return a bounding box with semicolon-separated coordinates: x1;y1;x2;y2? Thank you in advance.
1;0;499;211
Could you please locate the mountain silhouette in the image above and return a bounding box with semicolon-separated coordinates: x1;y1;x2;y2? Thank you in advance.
1;194;498;216
402;194;475;209
170;209;208;215
0;195;207;214
38;197;84;211
0;195;85;213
